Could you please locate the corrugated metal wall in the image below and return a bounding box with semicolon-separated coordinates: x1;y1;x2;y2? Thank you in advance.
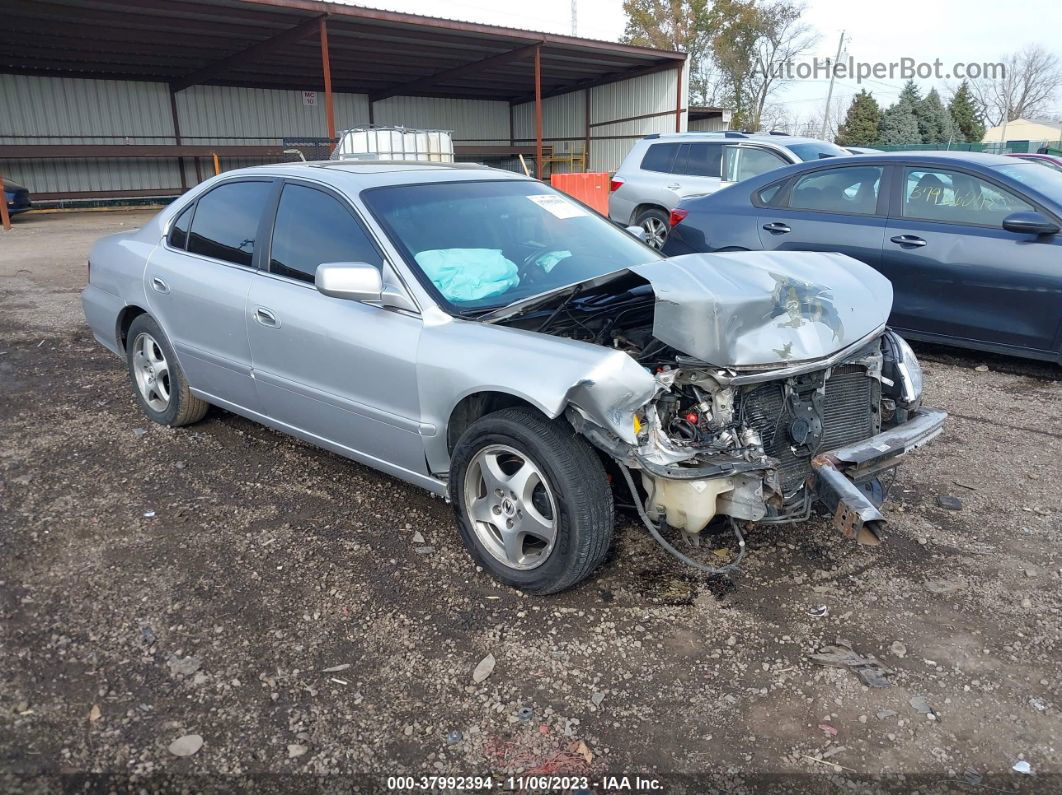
372;96;509;145
0;74;181;194
511;64;687;174
1;64;686;194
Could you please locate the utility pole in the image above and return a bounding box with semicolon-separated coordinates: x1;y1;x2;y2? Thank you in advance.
820;30;845;140
570;0;577;36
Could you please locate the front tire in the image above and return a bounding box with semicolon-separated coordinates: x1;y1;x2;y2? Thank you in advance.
125;314;208;427
635;207;670;250
450;408;614;594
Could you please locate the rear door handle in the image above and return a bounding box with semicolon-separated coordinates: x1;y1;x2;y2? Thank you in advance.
151;276;170;294
254;307;279;328
763;222;791;234
890;234;927;248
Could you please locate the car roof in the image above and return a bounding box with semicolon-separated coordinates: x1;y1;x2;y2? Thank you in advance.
842;151;1018;166
640;132;831;146
208;159;530;188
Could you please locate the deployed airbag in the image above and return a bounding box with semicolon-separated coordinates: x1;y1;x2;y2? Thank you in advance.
415;248;519;302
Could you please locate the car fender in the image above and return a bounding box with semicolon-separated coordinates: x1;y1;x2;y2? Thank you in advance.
416;316;657;474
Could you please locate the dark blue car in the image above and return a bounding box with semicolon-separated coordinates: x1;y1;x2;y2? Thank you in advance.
4;180;32;216
664;152;1062;364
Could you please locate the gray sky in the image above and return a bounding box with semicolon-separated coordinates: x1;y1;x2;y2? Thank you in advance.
353;0;1062;118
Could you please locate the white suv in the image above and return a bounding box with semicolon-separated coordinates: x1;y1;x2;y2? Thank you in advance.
608;131;850;248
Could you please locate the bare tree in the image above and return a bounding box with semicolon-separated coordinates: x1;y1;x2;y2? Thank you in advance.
970;44;1062;126
710;0;818;130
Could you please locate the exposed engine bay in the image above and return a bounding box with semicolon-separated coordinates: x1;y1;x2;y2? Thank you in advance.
495;263;940;554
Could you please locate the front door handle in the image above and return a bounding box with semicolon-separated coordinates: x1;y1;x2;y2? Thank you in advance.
666;183;681;190
151;276;170;294
763;222;791;234
890;234;927;248
254;307;279;328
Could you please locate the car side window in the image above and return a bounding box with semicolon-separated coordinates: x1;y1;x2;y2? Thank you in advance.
269;184;383;283
677;142;723;177
640;143;681;173
723;146;789;182
903;168;1033;226
187;181;272;267
788;166;883;215
168;204;193;250
755;180;786;206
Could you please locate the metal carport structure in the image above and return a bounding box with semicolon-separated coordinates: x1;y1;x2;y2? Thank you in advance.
0;0;688;218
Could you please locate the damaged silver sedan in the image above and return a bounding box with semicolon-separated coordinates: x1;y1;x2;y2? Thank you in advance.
82;161;946;593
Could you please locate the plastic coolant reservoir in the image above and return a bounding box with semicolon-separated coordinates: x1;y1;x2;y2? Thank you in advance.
641;473;735;534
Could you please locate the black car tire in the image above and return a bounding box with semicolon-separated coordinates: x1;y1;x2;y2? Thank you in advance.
635;207;670;249
125;314;209;427
450;407;614;594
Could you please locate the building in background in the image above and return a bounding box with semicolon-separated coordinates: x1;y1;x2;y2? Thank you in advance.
0;0;689;205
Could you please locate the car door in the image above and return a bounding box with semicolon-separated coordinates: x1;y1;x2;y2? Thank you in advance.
881;164;1061;352
145;179;274;411
721;144;792;189
754;164;889;268
246;180;428;478
665;142;725;201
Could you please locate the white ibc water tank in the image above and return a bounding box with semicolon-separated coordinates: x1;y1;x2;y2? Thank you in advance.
332;126;454;162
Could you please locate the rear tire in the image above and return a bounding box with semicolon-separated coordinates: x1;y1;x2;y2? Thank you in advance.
635;207;670;250
125;314;208;427
450;407;613;594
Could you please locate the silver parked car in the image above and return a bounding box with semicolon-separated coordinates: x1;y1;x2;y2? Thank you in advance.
609;131;850;248
83;161;945;593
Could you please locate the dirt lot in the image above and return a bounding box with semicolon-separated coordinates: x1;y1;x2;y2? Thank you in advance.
1;209;1060;792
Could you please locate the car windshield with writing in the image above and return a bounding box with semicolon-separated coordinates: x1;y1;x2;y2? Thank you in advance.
362;180;662;314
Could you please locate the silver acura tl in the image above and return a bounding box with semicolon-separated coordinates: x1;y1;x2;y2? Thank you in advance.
82;161;946;593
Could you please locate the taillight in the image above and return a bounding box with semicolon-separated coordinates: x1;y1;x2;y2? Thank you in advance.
609;178;624;192
668;208;688;227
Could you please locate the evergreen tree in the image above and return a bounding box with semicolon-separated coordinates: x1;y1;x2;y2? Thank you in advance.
836;90;882;147
917;89;955;145
897;81;926;143
948;81;986;142
877;99;920;146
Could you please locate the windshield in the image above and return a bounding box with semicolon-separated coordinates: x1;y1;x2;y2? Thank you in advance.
993;162;1062;205
787;141;850;161
361;179;663;313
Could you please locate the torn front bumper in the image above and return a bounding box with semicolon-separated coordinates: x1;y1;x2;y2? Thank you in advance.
810;408;947;543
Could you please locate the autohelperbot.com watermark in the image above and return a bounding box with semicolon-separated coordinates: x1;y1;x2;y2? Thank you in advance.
759;57;1005;83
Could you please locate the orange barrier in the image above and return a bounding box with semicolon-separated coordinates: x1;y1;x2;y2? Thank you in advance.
550;172;611;216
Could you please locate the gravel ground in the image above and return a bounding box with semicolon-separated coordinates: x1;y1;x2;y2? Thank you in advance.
1;210;1060;793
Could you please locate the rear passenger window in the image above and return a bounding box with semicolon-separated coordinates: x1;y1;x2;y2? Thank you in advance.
168;204;193;250
187;181;272;267
677;142;722;177
269;184;383;283
788;166;883;215
756;181;786;206
640;143;680;173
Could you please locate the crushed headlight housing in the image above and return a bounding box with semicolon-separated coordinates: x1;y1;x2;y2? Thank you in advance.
883;330;923;409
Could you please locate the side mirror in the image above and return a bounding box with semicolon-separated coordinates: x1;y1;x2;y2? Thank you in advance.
315;262;383;301
625;224;648;242
315;262;419;312
1002;211;1060;236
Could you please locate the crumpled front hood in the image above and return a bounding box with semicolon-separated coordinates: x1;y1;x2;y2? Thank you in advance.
630;251;893;368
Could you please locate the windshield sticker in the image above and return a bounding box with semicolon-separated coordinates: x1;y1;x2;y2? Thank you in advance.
527;194;587;219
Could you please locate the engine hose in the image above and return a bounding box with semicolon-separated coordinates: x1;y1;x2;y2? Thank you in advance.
617;462;746;577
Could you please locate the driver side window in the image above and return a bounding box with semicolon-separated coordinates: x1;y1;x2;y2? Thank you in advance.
269;184;383;283
903;168;1032;226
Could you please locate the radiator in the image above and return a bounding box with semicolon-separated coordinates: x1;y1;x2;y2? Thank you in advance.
742;364;877;495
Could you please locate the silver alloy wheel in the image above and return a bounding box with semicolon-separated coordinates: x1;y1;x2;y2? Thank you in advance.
641;216;668;249
463;443;559;571
131;332;171;413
